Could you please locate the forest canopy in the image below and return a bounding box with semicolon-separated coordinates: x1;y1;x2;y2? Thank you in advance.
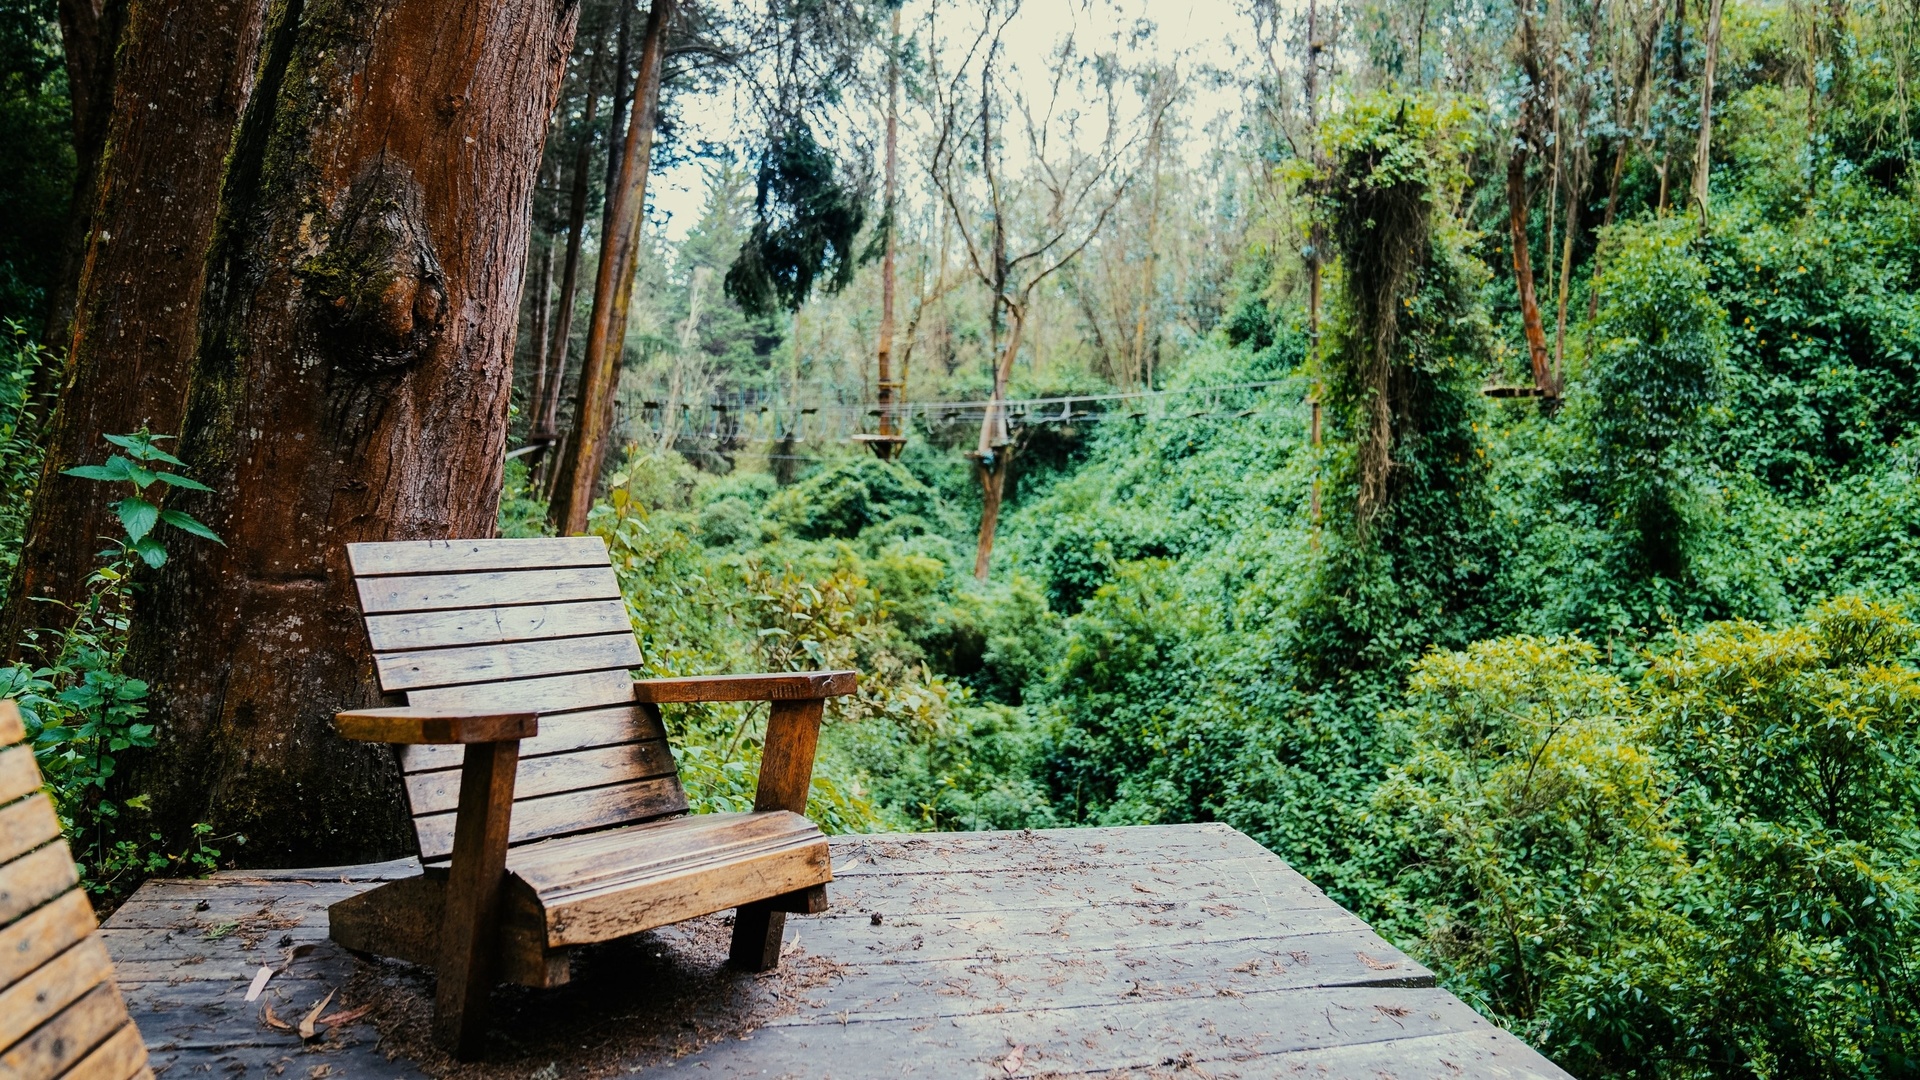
3;0;1920;1075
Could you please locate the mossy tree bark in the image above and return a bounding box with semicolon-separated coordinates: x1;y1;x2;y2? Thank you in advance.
124;0;580;866
3;0;274;656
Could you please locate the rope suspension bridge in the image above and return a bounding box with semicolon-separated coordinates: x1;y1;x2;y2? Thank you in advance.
597;379;1299;451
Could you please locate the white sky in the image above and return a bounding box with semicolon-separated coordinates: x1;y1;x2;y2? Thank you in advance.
649;0;1260;242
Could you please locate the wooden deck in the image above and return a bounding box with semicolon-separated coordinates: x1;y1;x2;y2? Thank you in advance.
102;824;1571;1078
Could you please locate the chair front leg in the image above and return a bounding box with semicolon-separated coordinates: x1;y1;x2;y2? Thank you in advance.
435;739;520;1058
728;696;825;971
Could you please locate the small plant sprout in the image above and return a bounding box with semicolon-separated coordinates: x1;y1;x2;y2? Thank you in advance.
62;430;222;567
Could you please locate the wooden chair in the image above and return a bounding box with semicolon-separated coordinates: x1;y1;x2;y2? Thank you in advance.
0;700;154;1080
324;537;854;1057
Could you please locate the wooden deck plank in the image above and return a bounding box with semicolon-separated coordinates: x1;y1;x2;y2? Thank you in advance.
101;825;1571;1079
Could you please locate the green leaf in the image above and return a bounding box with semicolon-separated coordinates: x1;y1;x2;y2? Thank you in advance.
125;463;158;489
116;497;160;542
63;456;133;483
105;432;186;466
133;536;168;568
154;472;214;492
159;509;222;543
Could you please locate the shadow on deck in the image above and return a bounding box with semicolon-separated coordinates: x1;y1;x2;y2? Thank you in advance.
103;823;1570;1079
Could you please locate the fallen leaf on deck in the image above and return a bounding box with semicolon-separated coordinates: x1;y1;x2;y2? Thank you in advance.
279;942;316;973
245;965;274;1002
261;1003;292;1032
299;989;336;1040
316;1004;372;1028
999;1044;1025;1075
1356;952;1398;971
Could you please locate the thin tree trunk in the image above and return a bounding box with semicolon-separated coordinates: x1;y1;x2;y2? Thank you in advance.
870;5;902;459
1692;0;1726;231
2;0;272;657
125;0;579;865
533;37;608;482
527;232;556;438
1509;0;1555;397
1508;153;1554;396
972;301;1026;580
551;0;674;535
1306;0;1325;530
40;0;130;366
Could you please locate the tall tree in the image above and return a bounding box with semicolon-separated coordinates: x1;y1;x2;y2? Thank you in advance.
2;0;274;657
550;0;673;536
869;1;904;458
531;23;612;480
1691;0;1726;230
125;0;580;864
925;4;1168;579
1507;0;1558;400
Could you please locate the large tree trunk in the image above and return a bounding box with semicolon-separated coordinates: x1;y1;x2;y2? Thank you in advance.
2;0;274;658
550;0;674;535
125;0;580;866
40;0;130;363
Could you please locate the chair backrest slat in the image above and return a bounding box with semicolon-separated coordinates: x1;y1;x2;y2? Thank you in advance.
356;566;621;614
365;598;632;652
348;539;689;864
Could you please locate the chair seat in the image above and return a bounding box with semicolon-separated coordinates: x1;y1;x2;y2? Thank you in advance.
502;811;831;948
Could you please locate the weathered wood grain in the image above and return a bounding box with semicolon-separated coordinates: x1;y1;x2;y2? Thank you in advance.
0;889;93;988
403;739;677;816
0;842;78;925
632;670;857;703
405;667;636;715
0;978;125;1079
398;704;667;773
0;936;112;1050
0;745;40;806
108;823;1573;1077
0;793;60;866
412;774;689;862
364;598;633;652
434;740;519;1055
348;537;611;576
55;1019;147;1080
356;566;621;615
373;631;641;691
335;709;538;745
0;701;20;746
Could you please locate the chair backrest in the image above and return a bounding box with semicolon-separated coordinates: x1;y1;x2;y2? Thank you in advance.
1;701;152;1079
347;538;688;863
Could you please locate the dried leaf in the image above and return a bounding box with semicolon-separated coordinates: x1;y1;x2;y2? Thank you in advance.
1356;951;1399;971
279;942;317;973
299;989;336;1041
999;1044;1026;1076
245;965;274;1002
262;1003;293;1032
316;1004;373;1028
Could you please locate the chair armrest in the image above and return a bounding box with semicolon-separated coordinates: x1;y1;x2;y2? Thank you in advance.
335;707;539;745
631;670;857;703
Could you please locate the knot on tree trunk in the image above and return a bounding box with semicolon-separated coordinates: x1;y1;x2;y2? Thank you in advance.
298;164;446;372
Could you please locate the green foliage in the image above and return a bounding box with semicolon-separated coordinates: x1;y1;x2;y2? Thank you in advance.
763;456;940;541
725;121;868;317
0;0;71;323
1385;602;1920;1077
2;431;231;902
0;319;47;602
